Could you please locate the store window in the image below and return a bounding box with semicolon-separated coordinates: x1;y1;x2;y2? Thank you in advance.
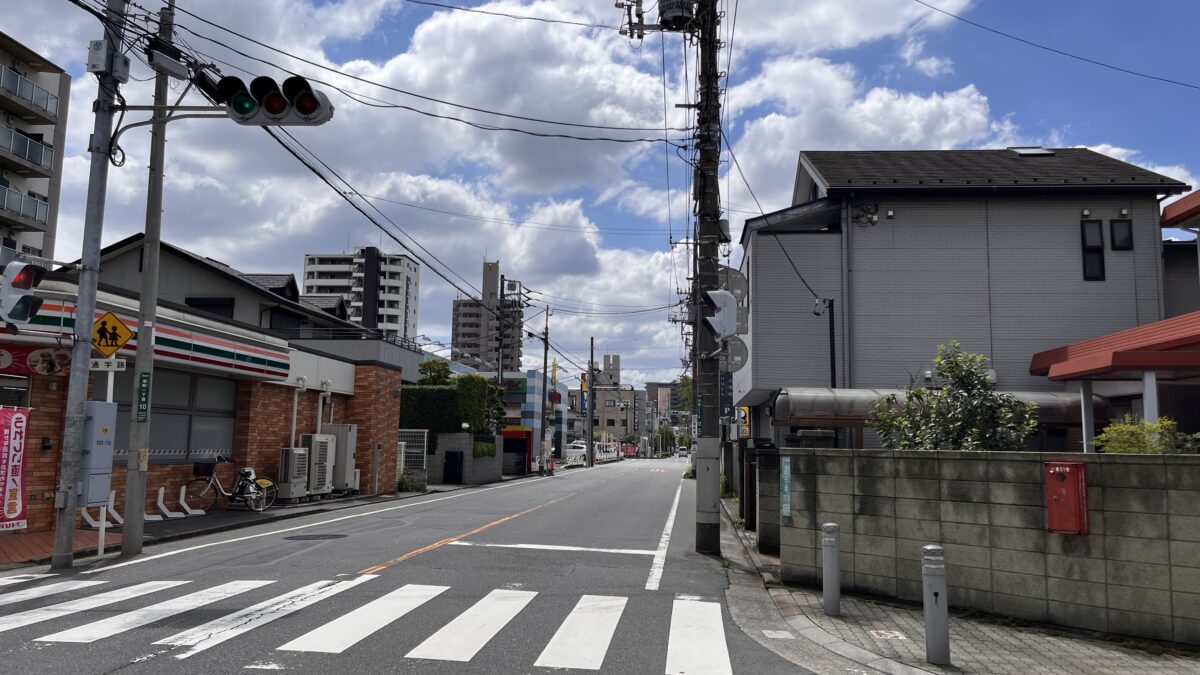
108;368;238;463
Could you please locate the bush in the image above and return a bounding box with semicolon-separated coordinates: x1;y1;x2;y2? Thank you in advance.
1095;415;1177;454
456;375;492;433
398;385;459;451
397;471;415;492
472;441;496;458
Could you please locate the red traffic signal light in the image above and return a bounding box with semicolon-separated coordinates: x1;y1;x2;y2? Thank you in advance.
0;262;45;327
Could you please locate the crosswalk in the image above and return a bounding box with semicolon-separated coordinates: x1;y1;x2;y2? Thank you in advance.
0;573;734;673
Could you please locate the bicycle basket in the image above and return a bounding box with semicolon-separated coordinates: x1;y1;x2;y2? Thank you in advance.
192;461;216;478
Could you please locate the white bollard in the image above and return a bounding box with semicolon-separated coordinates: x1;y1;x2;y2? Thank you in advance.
156;486;185;519
922;544;951;666
106;491;124;525
179;484;206;516
98;505;107;557
821;522;841;616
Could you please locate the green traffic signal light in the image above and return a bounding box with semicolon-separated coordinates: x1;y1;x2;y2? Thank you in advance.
231;92;256;115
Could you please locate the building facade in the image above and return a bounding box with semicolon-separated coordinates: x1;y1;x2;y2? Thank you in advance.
0;32;70;259
736;147;1190;450
302;246;420;338
451;261;524;370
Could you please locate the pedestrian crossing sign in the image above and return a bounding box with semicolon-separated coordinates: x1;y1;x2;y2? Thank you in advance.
92;311;133;358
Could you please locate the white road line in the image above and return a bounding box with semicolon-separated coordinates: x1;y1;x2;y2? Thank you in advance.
277;583;448;654
645;480;683;591
0;581;188;634
0;573;56;587
405;588;537;662
534;595;627;670
37;580;275;643
86;471;589;575
665;599;732;675
447;542;656;556
0;580;107;607
156;575;376;659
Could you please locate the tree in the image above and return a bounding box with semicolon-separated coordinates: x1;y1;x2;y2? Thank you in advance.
674;375;694;412
417;359;452;385
656;422;676;457
868;341;1037;452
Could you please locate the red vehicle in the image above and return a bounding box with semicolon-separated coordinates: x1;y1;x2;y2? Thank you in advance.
621;444;637;458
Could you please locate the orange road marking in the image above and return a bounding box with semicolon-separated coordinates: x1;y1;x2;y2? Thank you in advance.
359;494;572;574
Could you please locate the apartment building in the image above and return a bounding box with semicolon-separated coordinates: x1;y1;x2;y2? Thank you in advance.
302;246;420;337
451;261;524;370
0;32;69;259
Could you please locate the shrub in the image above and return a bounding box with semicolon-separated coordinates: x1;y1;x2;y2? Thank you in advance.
456;375;492;433
1095;415;1177;454
472;441;496;458
397;471;415;492
398;385;459;450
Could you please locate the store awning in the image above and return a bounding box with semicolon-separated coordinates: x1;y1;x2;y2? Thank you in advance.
771;387;1104;426
1029;310;1200;381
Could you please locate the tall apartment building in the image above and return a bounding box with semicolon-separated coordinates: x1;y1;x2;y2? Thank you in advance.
302;246;420;337
0;33;69;259
451;261;524;370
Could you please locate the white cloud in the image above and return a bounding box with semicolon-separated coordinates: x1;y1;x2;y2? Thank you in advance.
899;35;954;77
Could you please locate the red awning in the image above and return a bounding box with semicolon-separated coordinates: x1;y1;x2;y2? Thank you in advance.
1030;311;1200;381
1162;192;1200;229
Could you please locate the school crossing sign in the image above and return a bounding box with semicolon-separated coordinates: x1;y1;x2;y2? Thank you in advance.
91;312;133;358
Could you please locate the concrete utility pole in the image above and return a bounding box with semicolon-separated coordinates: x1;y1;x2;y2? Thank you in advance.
52;0;129;570
586;336;595;468
539;308;550;469
692;0;723;555
497;274;505;386
122;0;175;557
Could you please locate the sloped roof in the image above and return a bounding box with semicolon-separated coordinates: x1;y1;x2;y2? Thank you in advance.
1030;311;1200;381
1162;191;1200;229
802;148;1190;194
241;274;295;292
300;294;345;309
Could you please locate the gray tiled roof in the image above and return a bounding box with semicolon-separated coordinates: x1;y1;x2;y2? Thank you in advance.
802;148;1190;193
300;294;344;309
241;274;295;291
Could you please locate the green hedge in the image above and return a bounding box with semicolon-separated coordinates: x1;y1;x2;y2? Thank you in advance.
456;375;491;433
398;385;459;450
473;441;496;458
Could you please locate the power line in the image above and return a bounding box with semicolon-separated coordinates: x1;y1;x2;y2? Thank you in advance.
911;0;1200;92
526;289;674;309
403;0;618;31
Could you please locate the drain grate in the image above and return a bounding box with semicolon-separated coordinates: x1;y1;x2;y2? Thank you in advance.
282;534;347;541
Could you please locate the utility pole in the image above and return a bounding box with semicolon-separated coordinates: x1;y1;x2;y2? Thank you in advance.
51;0;128;570
692;0;723;555
586;336;595;468
539;308;550;472
123;0;174;557
497;274;505;386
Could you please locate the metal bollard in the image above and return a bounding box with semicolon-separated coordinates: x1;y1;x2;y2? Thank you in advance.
922;544;951;666
821;522;840;616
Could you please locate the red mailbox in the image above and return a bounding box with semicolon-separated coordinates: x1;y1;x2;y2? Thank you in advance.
1045;461;1088;534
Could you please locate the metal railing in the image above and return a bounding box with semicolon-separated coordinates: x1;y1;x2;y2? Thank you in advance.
0;186;47;224
0;125;52;169
397;429;428;472
0;65;58;117
280;326;423;352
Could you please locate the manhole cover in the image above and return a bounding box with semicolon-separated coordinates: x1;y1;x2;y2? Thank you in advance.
282;534;347;541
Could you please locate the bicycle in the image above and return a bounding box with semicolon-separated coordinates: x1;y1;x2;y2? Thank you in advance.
183;456;278;512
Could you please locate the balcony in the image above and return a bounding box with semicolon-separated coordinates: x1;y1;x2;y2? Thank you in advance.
0;126;53;177
0;66;58;125
0;186;48;232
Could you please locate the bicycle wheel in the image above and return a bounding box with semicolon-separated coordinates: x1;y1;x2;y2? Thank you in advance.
183;477;219;512
245;478;278;512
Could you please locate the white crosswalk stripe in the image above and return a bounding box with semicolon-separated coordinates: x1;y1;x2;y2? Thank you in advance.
0;580;107;608
154;575;376;660
36;580;275;643
535;594;627;670
0;581;188;634
665;599;733;675
405;588;537;662
0;574;56;587
277;583;448;654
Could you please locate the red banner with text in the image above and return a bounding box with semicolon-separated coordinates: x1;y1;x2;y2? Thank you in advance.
0;407;30;531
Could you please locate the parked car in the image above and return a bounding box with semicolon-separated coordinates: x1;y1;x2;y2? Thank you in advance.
676;446;688;457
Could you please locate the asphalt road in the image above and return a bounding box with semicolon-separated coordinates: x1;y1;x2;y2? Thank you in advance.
0;458;802;674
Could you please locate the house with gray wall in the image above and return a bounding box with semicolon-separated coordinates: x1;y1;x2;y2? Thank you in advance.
735;148;1190;449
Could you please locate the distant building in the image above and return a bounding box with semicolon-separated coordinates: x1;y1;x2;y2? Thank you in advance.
302;246;420;337
0;31;71;259
451;261;524;370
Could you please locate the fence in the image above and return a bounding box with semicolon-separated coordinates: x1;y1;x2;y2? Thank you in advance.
397;429;428;473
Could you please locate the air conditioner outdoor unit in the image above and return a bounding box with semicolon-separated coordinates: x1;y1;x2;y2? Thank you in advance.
278;447;309;500
324;424;358;491
301;433;336;496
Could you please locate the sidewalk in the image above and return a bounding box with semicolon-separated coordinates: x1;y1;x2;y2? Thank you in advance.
721;498;1200;675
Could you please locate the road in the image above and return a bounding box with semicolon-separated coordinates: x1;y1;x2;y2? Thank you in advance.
0;458;802;674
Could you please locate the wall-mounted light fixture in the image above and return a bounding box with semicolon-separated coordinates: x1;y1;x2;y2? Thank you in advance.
1081;208;1091;217
1120;208;1129;217
886;209;895;219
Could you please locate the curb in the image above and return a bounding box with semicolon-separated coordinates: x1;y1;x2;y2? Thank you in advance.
719;499;935;675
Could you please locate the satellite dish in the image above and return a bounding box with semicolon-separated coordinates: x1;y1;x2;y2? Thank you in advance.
719;265;748;304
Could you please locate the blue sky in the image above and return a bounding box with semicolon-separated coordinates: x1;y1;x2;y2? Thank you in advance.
5;0;1198;385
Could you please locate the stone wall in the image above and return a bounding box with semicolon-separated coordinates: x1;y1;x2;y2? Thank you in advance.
779;448;1200;645
433;433;502;486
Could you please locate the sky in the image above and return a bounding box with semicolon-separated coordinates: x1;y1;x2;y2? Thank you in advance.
4;0;1199;388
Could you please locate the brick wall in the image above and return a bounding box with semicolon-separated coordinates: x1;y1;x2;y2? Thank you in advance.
345;365;403;494
23;375;67;532
779;448;1200;646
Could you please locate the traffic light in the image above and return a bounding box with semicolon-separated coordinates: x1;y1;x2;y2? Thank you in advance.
0;262;45;329
214;75;334;126
702;289;737;341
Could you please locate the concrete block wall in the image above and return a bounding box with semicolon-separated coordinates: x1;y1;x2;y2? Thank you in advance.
433;433;502;486
756;452;780;555
779;448;1200;645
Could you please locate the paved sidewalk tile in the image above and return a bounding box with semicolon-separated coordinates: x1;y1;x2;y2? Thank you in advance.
789;587;1200;675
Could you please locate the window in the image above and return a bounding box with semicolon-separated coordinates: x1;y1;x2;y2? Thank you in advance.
109;368;237;463
1110;219;1133;250
606;419;615;427
1080;220;1105;281
605;399;615;408
185;296;235;318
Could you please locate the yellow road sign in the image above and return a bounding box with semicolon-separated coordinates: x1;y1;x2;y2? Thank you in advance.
92;311;133;358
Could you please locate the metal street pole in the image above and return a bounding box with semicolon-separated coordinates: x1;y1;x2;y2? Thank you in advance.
586;336;595;467
497;274;505;387
122;0;174;556
693;0;723;555
51;0;129;570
